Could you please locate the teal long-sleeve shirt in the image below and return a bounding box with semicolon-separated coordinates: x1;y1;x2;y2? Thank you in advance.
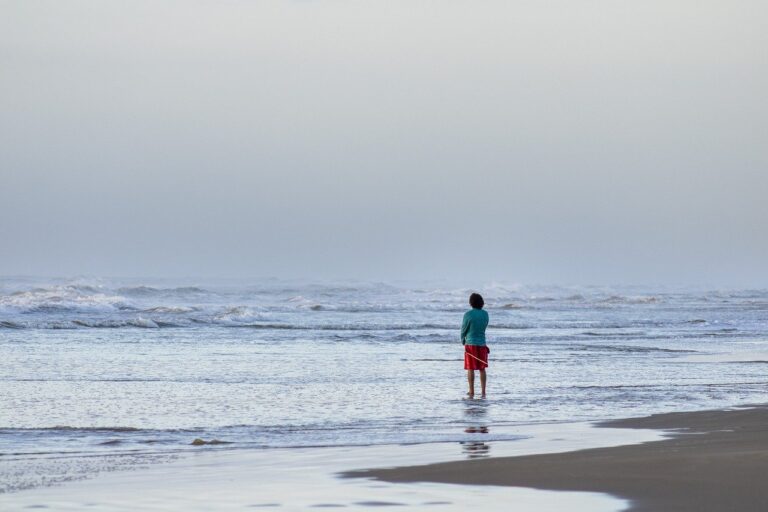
461;308;489;346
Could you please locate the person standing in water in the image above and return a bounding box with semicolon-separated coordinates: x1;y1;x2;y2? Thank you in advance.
461;293;489;399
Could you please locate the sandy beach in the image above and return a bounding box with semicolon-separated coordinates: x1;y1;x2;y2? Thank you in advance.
347;405;768;512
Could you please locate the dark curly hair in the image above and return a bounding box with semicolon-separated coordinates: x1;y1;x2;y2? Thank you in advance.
469;293;484;309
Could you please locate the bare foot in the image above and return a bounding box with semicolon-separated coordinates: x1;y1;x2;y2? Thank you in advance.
466;393;474;399
481;394;487;399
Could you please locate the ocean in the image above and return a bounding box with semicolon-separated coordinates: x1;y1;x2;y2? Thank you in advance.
2;277;767;492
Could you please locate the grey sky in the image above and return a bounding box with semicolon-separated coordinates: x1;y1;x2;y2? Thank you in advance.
1;1;766;285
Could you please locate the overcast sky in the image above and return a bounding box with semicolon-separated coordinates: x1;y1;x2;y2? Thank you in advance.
1;1;766;286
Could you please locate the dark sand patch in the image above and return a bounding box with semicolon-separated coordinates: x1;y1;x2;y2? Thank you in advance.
345;406;768;512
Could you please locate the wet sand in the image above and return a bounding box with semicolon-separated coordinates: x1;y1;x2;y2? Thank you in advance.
346;406;768;512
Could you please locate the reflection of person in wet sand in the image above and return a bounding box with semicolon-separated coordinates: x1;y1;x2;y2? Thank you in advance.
462;426;491;458
461;293;489;399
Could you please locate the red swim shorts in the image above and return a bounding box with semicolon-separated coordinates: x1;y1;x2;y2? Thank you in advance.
464;345;489;370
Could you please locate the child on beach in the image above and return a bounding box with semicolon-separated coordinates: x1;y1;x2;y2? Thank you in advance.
461;293;489;399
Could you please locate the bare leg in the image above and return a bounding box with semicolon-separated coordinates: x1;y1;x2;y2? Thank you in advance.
479;369;487;398
467;370;475;398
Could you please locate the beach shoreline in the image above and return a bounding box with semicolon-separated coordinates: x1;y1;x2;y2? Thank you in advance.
4;406;767;511
345;405;768;512
0;419;665;511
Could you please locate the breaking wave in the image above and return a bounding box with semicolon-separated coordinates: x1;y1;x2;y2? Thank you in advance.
598;295;663;305
73;317;160;329
0;286;132;314
212;306;269;324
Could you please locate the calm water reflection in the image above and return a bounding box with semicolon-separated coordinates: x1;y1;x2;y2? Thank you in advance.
461;400;491;458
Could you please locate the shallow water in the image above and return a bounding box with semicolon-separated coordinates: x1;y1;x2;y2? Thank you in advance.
1;277;767;490
1;422;664;511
